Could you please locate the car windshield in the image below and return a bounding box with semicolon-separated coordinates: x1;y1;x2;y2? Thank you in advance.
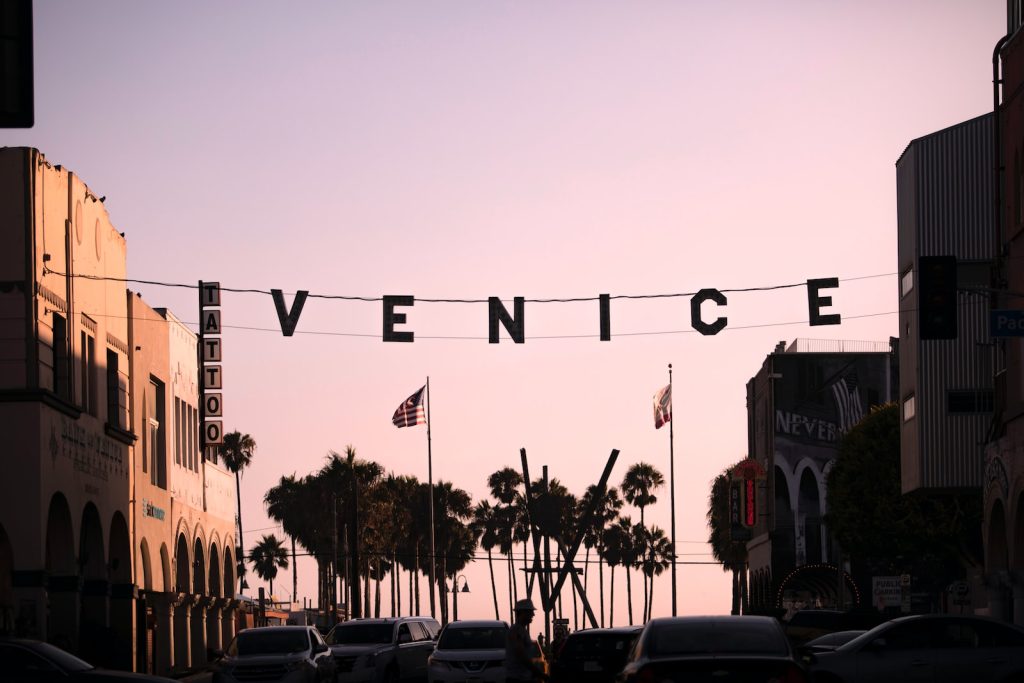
230;630;310;656
648;621;788;656
561;632;637;658
438;626;507;650
29;642;94;672
329;623;394;645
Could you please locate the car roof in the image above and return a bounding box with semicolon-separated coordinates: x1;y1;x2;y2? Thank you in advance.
567;626;643;636
444;620;507;628
239;625;314;633
648;615;780;626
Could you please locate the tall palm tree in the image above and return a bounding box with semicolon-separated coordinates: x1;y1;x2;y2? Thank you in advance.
600;517;628;627
621;463;664;619
708;464;750;614
222;430;256;591
638;525;674;620
264;474;303;602
427;480;474;624
251;534;289;598
530;476;577;619
579;484;623;626
472;500;502;619
488;467;528;600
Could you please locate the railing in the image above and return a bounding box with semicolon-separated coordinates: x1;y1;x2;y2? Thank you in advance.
783;339;892;354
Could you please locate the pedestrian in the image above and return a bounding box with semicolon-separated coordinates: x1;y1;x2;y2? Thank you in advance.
505;598;548;682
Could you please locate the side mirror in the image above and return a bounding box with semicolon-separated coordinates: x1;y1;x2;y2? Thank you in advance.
398;632;412;644
314;642;329;654
210;648;226;660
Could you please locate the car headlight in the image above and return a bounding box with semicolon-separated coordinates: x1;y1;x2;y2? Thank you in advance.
284;659;312;672
357;651;379;668
427;656;451;670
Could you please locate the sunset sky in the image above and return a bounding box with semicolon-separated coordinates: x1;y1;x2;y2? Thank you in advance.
7;1;1004;621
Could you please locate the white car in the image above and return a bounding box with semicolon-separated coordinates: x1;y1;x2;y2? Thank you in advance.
427;620;508;683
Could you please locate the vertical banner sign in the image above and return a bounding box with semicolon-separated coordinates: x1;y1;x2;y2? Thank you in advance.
200;281;224;453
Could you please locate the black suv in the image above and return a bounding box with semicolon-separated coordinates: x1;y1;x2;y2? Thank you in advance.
327;616;441;682
212;625;336;683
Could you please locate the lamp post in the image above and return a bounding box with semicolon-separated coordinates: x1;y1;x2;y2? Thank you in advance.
451;575;470;623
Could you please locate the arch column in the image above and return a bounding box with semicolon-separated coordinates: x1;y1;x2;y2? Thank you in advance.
191;596;209;668
986;571;1012;621
10;571;47;640
151;592;175;676
207;598;224;653
173;593;193;673
222;599;239;646
1012;571;1024;626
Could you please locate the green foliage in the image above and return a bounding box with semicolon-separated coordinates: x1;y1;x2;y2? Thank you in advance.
706;462;749;572
824;403;983;574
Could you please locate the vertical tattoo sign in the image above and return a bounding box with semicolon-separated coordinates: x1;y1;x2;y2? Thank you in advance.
200;281;224;457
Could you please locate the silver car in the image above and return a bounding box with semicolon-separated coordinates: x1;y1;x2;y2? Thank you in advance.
212;625;335;683
427;620;508;683
807;614;1024;683
328;617;440;682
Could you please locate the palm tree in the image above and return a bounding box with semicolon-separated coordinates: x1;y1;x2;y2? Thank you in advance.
251;534;289;599
600;517;629;626
488;467;528;600
222;431;256;591
708;464;750;614
427;480;474;624
579;484;623;626
264;474;304;602
638;525;674;620
472;500;502;619
621;462;664;619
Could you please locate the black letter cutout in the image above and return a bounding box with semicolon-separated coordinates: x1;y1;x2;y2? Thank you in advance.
383;295;415;342
690;288;728;335
271;289;309;337
807;278;841;326
599;294;611;341
489;297;525;343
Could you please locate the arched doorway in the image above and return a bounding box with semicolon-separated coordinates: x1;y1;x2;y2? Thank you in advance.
173;533;191;672
987;500;1011;621
798;469;822;566
207;544;222;651
45;493;76;649
78;503;107;666
191;537;208;666
773;466;795;572
108;512;132;671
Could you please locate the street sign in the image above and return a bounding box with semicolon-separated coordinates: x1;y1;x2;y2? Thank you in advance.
991;310;1024;336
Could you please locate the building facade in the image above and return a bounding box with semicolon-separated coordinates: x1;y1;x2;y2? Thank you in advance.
985;4;1024;625
745;339;895;615
0;147;238;675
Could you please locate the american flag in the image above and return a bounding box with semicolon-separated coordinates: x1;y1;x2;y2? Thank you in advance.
654;384;672;429
393;386;427;428
831;371;864;433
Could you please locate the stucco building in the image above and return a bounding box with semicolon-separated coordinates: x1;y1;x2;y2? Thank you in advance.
0;147;239;675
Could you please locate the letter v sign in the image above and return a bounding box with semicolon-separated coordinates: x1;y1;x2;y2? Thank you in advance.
271;289;309;337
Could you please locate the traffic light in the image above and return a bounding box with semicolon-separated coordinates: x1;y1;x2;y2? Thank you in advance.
918;255;957;339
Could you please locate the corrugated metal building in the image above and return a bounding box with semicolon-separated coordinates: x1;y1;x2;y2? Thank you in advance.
896;113;996;492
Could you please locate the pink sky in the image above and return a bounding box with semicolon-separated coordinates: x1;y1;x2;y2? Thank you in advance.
7;1;1004;621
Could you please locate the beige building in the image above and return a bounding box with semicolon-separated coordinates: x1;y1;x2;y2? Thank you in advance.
0;147;239;675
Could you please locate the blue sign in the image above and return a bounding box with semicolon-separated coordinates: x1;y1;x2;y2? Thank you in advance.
991;310;1024;337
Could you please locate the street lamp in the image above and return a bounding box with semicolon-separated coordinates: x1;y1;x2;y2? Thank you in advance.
450;574;470;623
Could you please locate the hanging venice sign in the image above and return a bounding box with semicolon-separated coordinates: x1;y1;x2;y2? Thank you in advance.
266;277;843;342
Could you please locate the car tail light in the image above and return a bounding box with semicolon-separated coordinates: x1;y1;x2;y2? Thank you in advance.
769;664;807;683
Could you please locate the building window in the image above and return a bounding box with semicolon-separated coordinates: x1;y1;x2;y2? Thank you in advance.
901;268;913;298
80;332;96;415
52;313;69;399
106;349;121;429
947;390;994;414
903;394;916;422
146;377;167;489
188;404;197;471
174;397;183;466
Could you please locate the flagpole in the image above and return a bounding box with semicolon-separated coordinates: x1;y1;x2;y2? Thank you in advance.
426;377;437;620
669;363;678;617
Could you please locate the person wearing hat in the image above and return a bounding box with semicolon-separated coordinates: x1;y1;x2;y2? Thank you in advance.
505;598;547;682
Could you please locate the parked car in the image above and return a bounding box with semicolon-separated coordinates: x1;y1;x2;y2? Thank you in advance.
800;630;867;654
211;625;335;683
807;614;1024;683
0;638;177;683
327;616;441;682
550;626;642;683
427;619;508;682
784;610;880;647
616;616;808;683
